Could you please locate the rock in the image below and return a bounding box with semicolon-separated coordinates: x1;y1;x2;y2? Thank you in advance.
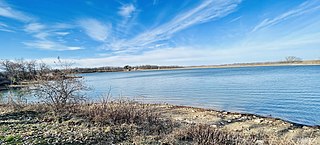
227;120;232;123
222;112;229;115
184;119;194;124
210;124;217;128
254;119;263;123
256;140;265;145
234;114;242;118
302;126;310;130
241;116;248;120
104;126;111;133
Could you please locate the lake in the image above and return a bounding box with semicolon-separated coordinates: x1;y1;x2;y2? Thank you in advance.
83;65;320;126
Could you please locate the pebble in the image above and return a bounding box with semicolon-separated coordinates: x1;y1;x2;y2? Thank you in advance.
256;140;265;145
302;126;310;130
254;119;263;123
233;114;242;118
210;124;217;128
222;112;229;115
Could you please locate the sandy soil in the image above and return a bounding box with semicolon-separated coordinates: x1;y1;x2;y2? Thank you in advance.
154;104;320;144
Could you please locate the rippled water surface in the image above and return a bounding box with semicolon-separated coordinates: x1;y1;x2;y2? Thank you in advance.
82;65;320;126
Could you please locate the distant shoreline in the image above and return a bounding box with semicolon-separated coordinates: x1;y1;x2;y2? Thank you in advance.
127;60;320;72
76;60;320;74
185;61;320;69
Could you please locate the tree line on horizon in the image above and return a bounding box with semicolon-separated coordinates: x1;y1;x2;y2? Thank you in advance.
73;65;183;73
0;59;183;86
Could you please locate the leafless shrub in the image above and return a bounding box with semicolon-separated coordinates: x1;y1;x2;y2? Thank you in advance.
33;59;87;112
82;99;175;135
175;124;259;145
174;124;317;145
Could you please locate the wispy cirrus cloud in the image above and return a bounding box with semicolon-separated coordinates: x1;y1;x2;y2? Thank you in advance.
252;0;320;32
24;23;46;33
0;22;14;32
23;22;82;51
78;18;111;42
118;4;136;18
104;0;242;52
55;32;70;36
23;40;82;51
0;1;33;22
0;1;79;51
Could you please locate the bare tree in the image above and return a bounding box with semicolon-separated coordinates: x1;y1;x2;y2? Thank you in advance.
285;56;302;63
0;59;39;84
33;60;87;112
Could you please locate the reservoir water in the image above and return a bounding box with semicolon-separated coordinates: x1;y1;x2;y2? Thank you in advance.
82;65;320;126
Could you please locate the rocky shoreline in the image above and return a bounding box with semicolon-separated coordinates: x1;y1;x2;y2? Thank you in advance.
158;105;320;135
0;103;319;144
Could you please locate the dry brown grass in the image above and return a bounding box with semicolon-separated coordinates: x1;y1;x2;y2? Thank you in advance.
1;99;318;144
174;124;317;145
79;100;176;136
175;124;259;145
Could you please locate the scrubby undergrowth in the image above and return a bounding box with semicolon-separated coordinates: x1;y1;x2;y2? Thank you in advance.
0;101;317;145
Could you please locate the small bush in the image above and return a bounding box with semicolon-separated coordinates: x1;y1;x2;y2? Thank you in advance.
174;124;317;145
175;124;259;145
82;100;175;136
33;60;87;113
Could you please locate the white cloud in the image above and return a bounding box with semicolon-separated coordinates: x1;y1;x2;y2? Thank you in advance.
78;18;110;42
0;28;13;32
229;16;242;23
0;1;80;51
118;4;136;17
0;22;7;27
23;40;82;51
40;47;221;67
52;23;73;29
24;23;46;33
33;32;49;40
55;32;70;36
105;0;241;52
43;33;320;67
252;0;320;32
0;22;14;32
23;22;81;51
0;1;33;22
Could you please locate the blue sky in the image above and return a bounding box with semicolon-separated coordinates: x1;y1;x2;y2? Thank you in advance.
0;0;320;67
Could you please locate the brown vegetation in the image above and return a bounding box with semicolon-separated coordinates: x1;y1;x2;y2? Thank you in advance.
32;60;87;112
0;100;318;144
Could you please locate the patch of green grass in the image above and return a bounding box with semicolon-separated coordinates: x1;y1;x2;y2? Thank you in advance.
2;135;23;144
0;127;9;132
